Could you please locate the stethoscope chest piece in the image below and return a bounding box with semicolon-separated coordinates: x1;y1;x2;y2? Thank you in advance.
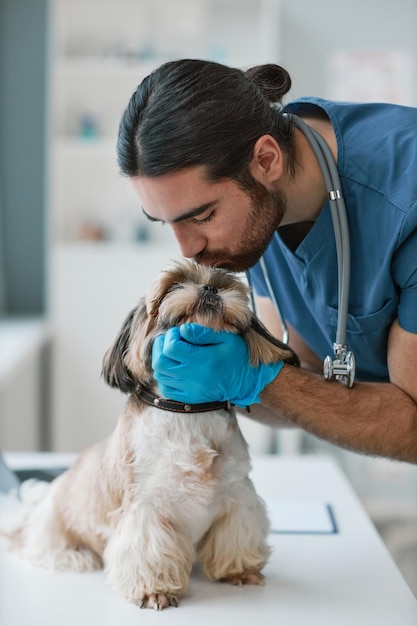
323;343;356;388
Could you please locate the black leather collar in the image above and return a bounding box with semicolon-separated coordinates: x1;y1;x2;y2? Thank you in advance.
134;386;232;414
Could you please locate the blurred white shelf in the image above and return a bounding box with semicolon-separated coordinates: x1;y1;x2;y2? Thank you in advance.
0;318;49;451
0;318;49;389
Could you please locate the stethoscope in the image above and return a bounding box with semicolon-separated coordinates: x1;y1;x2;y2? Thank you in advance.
253;113;356;388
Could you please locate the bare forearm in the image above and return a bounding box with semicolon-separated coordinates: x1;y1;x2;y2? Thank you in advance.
259;365;417;464
238;404;298;428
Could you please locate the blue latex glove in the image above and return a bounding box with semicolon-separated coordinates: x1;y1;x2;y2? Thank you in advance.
151;323;284;407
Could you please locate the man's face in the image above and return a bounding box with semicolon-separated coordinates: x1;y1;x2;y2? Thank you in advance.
131;165;286;272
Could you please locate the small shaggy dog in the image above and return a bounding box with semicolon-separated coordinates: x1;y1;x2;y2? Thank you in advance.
0;260;298;610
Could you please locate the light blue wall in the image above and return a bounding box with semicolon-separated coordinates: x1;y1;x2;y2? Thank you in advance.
0;0;48;315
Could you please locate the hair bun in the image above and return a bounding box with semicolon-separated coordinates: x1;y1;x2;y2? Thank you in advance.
245;64;291;104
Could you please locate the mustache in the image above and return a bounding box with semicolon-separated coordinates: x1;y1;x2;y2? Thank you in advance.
193;250;228;267
193;249;264;272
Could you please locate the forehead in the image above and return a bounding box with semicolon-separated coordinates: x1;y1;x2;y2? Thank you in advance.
130;167;234;222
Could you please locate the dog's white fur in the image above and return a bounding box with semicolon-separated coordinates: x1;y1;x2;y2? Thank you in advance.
0;260;298;610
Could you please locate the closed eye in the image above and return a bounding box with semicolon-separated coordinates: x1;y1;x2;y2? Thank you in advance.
142;201;218;225
190;210;216;225
142;208;165;224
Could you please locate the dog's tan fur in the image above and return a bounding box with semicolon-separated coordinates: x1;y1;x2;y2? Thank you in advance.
0;260;298;610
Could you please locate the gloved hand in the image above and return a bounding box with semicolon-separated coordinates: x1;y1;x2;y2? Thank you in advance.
151;323;284;407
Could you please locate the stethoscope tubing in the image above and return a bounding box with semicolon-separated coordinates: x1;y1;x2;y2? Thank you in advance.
287;114;351;347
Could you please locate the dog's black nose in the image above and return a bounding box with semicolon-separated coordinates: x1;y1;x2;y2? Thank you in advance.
201;284;218;294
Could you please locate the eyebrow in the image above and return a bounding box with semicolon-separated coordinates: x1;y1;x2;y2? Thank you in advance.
142;201;217;224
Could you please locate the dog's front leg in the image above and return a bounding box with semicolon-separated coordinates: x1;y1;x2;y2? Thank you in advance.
197;478;271;586
104;504;194;609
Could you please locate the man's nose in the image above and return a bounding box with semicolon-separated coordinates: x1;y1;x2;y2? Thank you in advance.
170;223;206;258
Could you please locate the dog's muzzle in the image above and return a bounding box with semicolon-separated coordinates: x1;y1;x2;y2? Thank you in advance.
198;284;222;311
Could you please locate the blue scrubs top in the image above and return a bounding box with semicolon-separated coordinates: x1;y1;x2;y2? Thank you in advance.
249;97;417;382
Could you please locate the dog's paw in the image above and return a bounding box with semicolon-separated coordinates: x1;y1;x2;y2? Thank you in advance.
139;593;179;610
221;571;265;586
38;548;103;572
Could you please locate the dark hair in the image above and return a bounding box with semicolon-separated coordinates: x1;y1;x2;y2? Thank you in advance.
117;59;296;183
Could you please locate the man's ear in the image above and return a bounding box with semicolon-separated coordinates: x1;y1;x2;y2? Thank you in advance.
249;134;284;185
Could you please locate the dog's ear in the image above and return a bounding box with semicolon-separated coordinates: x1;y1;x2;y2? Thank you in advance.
242;314;300;368
145;264;183;321
102;305;138;394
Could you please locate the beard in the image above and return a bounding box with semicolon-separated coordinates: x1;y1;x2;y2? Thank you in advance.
194;175;287;272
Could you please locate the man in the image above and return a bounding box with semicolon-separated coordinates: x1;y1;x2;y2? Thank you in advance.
117;59;417;464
